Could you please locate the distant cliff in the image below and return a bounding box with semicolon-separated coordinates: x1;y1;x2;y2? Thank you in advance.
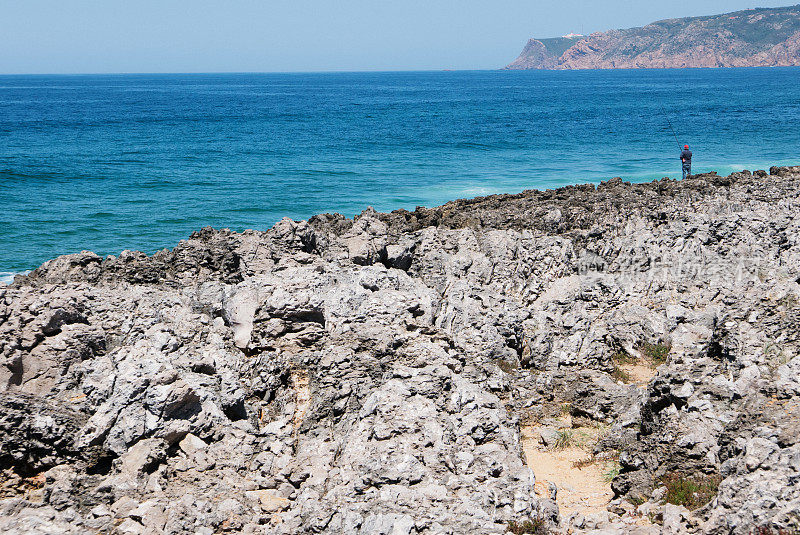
506;5;800;69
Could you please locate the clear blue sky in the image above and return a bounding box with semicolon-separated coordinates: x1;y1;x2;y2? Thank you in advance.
1;1;798;73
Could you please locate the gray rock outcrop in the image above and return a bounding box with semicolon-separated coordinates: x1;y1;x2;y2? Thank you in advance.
2;166;800;533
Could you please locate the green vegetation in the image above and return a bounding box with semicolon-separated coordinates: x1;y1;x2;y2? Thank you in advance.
539;36;583;57
639;342;671;365
507;517;547;534
573;453;621;482
559;403;571;417
602;461;621;483
629;494;646;507
707;8;800;47
593;423;612;443
612;351;638;365
611;364;631;383
661;472;721;510
553;429;574;450
610;350;637;382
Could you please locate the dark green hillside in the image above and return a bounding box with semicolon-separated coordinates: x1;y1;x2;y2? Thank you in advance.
539;37;584;57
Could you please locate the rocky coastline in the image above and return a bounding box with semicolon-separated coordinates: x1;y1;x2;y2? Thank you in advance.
2;165;800;534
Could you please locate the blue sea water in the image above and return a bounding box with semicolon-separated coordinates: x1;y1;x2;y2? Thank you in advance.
2;68;800;280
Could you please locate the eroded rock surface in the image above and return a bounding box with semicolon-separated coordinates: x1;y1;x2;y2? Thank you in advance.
2;166;800;534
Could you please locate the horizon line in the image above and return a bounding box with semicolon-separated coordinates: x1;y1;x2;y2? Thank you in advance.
2;65;800;77
0;68;500;77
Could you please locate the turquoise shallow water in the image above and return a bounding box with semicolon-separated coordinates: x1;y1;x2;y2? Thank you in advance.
2;68;799;280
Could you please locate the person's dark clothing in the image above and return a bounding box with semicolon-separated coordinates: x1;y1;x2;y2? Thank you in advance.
681;148;692;179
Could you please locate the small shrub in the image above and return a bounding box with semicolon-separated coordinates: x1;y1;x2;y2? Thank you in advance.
602;461;621;482
640;342;671;365
496;359;518;374
611;364;631;383
629;494;646;507
751;527;800;535
559;403;571;416
507;517;547;534
612;351;638;365
553;429;574;450
593;423;613;442
661;472;721;510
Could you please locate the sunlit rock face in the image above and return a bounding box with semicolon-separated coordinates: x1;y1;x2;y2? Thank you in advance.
2;166;800;534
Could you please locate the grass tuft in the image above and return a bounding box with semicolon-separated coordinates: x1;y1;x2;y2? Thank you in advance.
639;342;671;365
572;449;619;470
661;472;721;510
507;517;548;534
610;350;638;383
629;494;646;507
611;350;638;365
611;364;631;383
602;461;621;482
553;429;574;450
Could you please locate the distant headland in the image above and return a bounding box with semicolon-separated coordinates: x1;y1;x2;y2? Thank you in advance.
506;5;800;70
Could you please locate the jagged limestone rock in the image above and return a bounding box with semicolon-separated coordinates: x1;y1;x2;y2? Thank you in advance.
2;167;800;534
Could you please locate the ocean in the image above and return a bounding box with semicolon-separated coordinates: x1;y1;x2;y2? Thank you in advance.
2;68;799;281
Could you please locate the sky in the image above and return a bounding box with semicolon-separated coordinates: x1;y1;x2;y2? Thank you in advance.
1;1;798;73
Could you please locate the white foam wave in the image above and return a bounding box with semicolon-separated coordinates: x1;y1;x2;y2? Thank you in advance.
0;271;27;285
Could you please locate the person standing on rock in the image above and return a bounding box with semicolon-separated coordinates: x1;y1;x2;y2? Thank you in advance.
681;144;692;179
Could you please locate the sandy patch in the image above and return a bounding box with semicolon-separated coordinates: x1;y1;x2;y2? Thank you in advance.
621;362;656;385
291;369;311;429
521;425;615;517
